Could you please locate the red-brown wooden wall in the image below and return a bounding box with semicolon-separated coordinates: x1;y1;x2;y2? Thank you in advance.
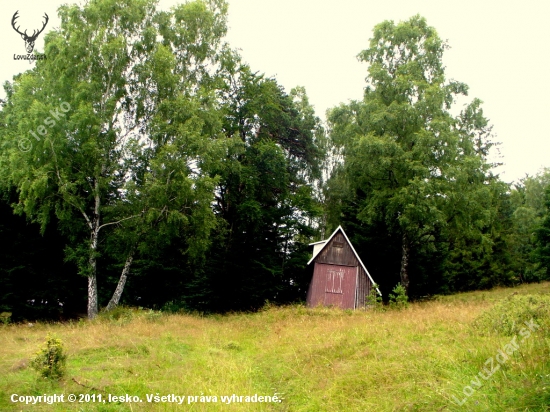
306;230;373;309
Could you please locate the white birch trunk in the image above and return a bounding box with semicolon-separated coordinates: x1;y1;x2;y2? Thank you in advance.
87;183;101;319
105;248;135;311
400;232;410;296
87;225;100;319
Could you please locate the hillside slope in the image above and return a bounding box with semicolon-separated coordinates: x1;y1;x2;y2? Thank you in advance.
1;282;549;411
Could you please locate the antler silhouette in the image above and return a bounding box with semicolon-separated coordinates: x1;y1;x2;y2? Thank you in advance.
11;11;49;53
33;13;50;39
11;11;26;37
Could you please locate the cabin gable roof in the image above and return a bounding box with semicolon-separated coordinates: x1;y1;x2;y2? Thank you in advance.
308;226;380;295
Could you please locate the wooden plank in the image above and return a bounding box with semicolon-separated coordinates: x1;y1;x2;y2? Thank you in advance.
307;263;357;309
315;233;359;267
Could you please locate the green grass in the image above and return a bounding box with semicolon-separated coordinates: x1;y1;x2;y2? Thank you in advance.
1;282;549;411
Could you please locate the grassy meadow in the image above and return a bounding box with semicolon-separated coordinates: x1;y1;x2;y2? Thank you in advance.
1;282;550;412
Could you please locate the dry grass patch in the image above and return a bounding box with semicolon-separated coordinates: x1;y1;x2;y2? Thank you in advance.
1;282;549;411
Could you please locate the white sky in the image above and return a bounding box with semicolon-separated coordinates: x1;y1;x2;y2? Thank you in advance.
1;0;549;183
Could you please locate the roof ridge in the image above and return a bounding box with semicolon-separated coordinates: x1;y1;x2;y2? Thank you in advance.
307;226;380;295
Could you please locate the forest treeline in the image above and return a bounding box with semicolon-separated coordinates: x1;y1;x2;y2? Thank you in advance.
0;0;548;320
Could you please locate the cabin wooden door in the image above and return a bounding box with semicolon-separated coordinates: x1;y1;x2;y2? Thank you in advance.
311;263;357;309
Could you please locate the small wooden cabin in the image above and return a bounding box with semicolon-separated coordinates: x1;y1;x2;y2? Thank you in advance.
306;226;380;309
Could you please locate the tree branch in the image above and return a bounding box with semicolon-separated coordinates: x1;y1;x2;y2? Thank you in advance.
48;138;93;230
97;213;141;232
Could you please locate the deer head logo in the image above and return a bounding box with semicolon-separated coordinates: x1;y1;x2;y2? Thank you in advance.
11;11;49;54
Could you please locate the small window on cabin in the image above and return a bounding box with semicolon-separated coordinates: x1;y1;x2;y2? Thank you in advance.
332;241;344;249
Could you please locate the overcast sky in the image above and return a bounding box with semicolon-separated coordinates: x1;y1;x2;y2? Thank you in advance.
1;0;548;183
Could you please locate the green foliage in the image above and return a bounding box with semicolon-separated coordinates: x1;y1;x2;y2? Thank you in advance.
0;195;84;321
30;334;67;380
473;294;550;336
0;0;232;318
162;299;189;314
506;169;550;283
183;65;324;311
98;305;135;323
2;6;544;319
1;283;550;411
144;309;163;323
365;283;383;311
97;306;164;324
389;283;409;309
0;0;327;316
0;312;11;325
534;186;550;279
326;15;504;297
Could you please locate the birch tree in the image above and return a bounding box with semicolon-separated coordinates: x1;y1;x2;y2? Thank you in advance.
0;0;229;318
327;16;498;296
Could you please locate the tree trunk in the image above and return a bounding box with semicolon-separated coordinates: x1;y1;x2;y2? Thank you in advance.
105;247;135;311
87;185;101;319
87;226;99;319
400;232;410;296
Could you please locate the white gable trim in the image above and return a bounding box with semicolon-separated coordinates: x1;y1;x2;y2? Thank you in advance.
307;226;341;265
308;226;381;295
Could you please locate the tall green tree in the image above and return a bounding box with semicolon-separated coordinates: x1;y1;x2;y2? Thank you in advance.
534;184;550;279
0;0;229;318
326;16;499;296
506;170;550;282
182;64;324;311
0;191;85;320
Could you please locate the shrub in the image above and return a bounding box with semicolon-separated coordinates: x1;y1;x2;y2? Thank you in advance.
365;284;384;311
0;312;11;325
99;306;135;324
30;334;67;380
389;283;409;309
162;300;188;314
473;293;550;336
145;309;163;323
